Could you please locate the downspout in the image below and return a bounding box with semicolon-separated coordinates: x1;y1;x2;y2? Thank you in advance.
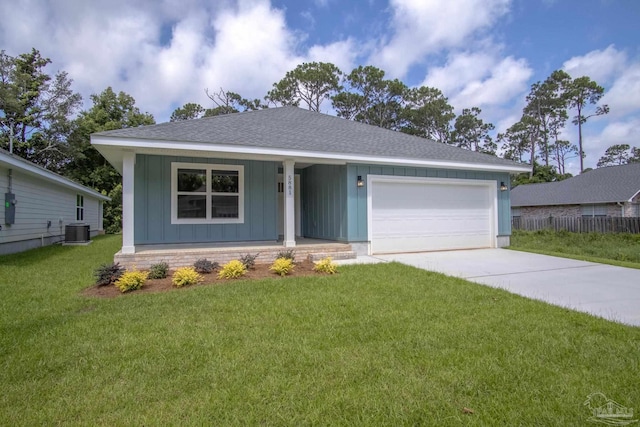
616;202;624;217
7;168;12;192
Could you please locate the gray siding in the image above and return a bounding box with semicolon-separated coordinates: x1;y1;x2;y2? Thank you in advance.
302;164;348;241
346;164;512;241
134;154;278;245
0;164;103;255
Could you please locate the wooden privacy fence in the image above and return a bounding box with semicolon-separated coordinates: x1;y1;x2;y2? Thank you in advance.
512;216;640;234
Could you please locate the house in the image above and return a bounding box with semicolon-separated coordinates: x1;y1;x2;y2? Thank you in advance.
91;106;530;267
511;163;640;219
0;149;110;255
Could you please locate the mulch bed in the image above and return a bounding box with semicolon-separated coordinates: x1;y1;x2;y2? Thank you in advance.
82;260;325;298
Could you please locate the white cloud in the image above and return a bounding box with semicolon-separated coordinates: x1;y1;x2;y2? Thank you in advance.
372;0;511;77
601;62;640;118
307;39;358;73
562;45;627;84
422;51;532;111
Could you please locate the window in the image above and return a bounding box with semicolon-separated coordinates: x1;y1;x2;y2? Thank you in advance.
76;194;84;221
581;204;607;218
511;207;521;218
171;163;244;224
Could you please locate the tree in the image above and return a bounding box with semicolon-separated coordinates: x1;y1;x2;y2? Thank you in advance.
0;48;82;171
65;87;154;232
266;62;342;111
596;144;640;167
205;88;265;116
565;76;609;172
549;139;578;174
451;107;496;155
512;161;572;187
402;86;455;143
498;118;534;163
523;70;571;167
332;65;408;130
170;103;205;121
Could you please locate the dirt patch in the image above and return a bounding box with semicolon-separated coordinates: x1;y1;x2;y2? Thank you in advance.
82;260;327;298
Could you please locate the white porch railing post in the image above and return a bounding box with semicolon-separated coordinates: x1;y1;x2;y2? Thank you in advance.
283;159;296;248
121;151;136;254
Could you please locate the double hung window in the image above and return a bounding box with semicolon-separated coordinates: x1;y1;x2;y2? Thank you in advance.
171;163;244;224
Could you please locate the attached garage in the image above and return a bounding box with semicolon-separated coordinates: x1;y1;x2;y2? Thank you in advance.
368;176;496;254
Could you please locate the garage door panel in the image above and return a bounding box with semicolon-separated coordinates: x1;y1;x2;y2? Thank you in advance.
371;180;493;254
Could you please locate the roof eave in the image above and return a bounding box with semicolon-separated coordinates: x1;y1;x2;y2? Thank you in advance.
91;135;532;174
0;152;110;201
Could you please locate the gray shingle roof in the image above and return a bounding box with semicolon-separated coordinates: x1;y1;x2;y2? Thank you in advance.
94;106;527;169
511;163;640;206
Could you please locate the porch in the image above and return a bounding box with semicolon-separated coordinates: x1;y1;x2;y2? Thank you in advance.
114;238;357;269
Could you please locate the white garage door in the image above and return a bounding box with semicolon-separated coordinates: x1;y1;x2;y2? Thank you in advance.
371;179;494;254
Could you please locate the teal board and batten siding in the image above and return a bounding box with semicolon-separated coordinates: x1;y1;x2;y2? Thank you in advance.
301;164;348;241
134;154;278;245
345;164;512;242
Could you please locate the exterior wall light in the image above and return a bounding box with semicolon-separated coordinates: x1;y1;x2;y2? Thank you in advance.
357;176;364;187
500;181;508;192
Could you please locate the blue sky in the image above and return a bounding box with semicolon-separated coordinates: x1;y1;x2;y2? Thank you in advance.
1;0;638;174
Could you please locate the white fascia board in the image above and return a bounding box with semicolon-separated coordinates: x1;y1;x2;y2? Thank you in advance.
91;135;532;174
0;152;110;201
627;189;640;203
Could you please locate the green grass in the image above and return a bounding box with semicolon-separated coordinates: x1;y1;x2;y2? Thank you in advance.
1;235;639;425
509;229;640;269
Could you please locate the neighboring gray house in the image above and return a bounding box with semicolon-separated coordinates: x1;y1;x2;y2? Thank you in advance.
511;163;640;219
0;149;110;255
91;106;529;265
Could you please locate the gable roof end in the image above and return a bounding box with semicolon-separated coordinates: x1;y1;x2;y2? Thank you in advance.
0;149;110;201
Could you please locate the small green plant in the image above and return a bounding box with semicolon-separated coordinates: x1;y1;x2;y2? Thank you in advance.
313;257;338;274
270;257;295;276
275;249;296;262
193;258;218;274
94;262;125;286
240;253;259;270
114;270;148;293
218;260;247;279
172;267;204;287
148;262;169;279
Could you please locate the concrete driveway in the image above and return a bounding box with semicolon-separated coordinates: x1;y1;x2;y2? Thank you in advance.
376;249;640;327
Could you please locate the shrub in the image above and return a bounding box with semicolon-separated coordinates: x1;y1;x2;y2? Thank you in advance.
313;257;338;274
275;249;296;262
218;260;247;279
193;258;218;274
270;257;295;276
148;262;169;279
114;270;148;293
240;253;259;270
94;262;125;286
172;267;203;287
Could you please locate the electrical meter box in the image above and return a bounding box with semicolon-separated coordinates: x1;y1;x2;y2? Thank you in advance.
5;193;16;225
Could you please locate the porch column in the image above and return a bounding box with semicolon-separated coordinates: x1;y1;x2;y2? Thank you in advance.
283;159;296;247
121;151;136;254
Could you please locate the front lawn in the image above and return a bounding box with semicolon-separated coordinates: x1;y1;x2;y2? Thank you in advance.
509;229;640;268
1;235;639;425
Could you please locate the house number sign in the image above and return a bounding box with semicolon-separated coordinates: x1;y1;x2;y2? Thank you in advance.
287;174;293;197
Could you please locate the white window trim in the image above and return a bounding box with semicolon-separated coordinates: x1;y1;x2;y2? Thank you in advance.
76;194;84;221
171;162;244;224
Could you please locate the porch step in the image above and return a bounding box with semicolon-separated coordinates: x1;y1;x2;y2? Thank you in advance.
308;251;357;262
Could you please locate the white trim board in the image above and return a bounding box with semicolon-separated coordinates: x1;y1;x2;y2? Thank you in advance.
92;136;531;174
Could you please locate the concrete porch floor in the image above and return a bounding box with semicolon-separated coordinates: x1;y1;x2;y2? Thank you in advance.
115;238;357;269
